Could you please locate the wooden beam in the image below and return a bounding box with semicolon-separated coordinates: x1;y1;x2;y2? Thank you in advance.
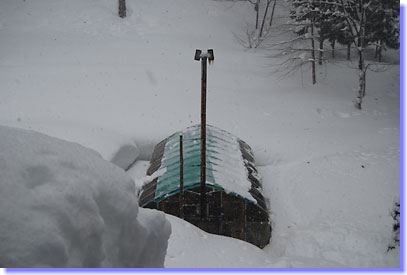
179;135;184;219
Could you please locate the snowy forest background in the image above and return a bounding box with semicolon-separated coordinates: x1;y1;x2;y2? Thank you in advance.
0;0;401;269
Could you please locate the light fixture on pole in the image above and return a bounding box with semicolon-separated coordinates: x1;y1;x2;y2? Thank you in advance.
194;49;214;220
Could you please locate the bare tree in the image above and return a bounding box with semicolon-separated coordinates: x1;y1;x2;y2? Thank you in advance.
338;0;371;109
255;0;260;29
268;0;277;27
260;0;272;37
237;0;277;48
268;22;318;85
310;21;316;84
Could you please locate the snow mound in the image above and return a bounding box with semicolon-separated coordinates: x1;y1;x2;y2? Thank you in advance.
164;214;272;268
0;125;170;268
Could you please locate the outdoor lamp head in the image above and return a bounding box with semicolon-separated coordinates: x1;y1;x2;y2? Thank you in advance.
194;49;202;61
207;49;214;61
194;49;214;61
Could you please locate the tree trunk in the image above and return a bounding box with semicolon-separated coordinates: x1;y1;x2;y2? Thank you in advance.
378;40;383;62
311;22;316;84
375;41;379;58
255;0;260;30
118;0;126;18
331;40;335;58
355;10;366;110
356;56;366;110
319;39;324;65
260;0;271;38
347;43;351;60
269;0;277;27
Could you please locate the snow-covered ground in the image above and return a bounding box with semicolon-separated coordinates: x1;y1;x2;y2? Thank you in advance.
0;0;401;268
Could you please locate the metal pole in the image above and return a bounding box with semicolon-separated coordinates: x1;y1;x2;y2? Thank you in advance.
195;49;214;220
179;135;184;219
200;56;207;220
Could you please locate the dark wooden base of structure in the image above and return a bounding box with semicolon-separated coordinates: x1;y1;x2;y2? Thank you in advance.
143;186;271;249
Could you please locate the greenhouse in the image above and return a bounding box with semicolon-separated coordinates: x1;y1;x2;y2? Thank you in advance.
139;124;271;248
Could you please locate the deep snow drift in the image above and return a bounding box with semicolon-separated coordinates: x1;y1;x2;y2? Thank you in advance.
0;0;401;268
0;126;171;268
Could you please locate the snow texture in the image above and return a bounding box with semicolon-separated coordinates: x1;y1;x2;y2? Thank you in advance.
207;126;257;203
0;0;400;269
0;126;171;268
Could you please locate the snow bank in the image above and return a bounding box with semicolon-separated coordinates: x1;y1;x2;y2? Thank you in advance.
164;214;272;268
0;126;170;268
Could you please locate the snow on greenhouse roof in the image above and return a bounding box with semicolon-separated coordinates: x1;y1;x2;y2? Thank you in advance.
151;124;256;203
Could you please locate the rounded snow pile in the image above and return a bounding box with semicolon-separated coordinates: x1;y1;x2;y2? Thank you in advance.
0;126;171;268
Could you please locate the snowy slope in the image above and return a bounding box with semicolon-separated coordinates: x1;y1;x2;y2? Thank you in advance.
0;0;400;268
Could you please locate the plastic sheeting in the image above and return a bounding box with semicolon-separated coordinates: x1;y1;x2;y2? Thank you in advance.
154;125;255;203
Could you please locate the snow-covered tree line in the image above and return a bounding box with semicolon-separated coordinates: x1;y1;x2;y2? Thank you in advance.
289;0;399;108
237;0;399;108
291;0;399;63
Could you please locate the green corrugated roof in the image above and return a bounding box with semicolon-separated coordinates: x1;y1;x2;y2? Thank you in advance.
154;124;255;203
